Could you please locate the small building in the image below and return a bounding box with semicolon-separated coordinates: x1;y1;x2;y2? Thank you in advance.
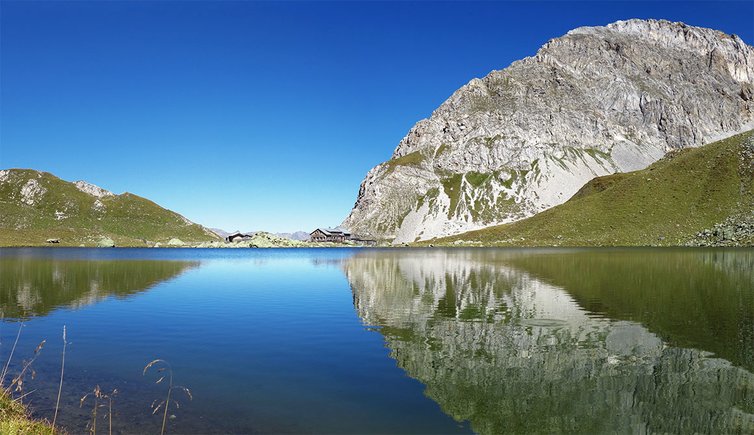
46;238;60;244
225;232;253;243
310;228;351;243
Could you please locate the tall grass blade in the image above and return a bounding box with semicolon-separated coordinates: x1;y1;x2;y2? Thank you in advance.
1;323;23;387
53;325;67;428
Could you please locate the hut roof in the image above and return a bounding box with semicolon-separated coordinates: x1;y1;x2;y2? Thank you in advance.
311;228;351;236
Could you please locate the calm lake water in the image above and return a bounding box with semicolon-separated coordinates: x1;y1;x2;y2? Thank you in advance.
0;247;753;434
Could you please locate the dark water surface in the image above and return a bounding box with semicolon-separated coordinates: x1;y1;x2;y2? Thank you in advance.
0;247;752;434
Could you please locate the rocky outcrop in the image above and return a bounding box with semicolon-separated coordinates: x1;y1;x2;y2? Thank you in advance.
343;19;754;242
73;180;114;198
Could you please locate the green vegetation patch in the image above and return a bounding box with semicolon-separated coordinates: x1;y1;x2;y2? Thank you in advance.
569;172;632;200
440;174;464;218
465;171;492;188
583;147;611;161
500;167;531;190
384;151;426;175
434;143;450;158
416;187;440;210
0;389;55;434
469;193;518;224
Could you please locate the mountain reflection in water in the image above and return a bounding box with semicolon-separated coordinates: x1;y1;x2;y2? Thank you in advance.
0;255;199;319
343;249;754;434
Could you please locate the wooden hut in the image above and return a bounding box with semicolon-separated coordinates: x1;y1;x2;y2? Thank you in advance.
309;228;351;243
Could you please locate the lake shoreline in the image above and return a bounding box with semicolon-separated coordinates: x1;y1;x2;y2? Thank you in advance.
2;243;753;249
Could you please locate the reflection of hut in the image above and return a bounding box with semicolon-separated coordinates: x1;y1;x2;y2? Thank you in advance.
310;228;351;243
225;232;253;243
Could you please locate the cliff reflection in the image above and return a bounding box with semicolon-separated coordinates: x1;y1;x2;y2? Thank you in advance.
505;248;754;372
343;249;754;434
0;257;199;319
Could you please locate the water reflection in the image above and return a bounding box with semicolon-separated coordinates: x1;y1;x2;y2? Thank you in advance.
343;249;754;434
506;249;754;372
0;256;199;319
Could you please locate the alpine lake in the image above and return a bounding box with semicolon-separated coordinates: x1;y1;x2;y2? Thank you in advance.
0;247;752;434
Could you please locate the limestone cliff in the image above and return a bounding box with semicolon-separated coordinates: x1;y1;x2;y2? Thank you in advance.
343;19;754;242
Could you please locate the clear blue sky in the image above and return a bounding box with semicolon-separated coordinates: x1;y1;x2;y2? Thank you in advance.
2;1;752;232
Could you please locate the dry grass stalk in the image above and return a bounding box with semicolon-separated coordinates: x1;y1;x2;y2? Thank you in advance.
106;388;118;435
80;385;102;434
53;325;67;428
143;359;192;435
1;323;24;387
8;339;45;402
80;386;119;435
80;385;117;435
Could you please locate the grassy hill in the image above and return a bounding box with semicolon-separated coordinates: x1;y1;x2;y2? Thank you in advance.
0;169;221;247
427;130;754;247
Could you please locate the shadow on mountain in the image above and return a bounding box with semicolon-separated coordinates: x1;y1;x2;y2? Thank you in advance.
0;256;199;319
342;249;754;434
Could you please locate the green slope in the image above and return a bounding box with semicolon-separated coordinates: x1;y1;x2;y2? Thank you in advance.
429;130;754;247
0;169;221;246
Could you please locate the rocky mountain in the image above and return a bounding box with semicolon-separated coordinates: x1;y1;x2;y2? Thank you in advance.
431;130;754;246
0;169;220;246
343;19;754;243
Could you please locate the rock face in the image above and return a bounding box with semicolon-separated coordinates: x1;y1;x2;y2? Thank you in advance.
343;19;754;242
73;180;114;198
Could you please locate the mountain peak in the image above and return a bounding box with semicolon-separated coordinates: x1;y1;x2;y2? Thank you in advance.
343;19;754;243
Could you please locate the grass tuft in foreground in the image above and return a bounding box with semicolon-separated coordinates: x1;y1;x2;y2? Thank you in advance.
0;389;56;434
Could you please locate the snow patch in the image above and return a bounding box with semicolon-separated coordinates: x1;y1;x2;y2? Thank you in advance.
0;170;10;183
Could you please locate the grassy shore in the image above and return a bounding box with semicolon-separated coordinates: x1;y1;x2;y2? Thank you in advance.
0;389;56;434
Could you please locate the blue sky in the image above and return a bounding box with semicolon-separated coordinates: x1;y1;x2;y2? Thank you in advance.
2;1;753;232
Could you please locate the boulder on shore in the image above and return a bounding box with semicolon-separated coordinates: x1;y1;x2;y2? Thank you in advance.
97;237;115;247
